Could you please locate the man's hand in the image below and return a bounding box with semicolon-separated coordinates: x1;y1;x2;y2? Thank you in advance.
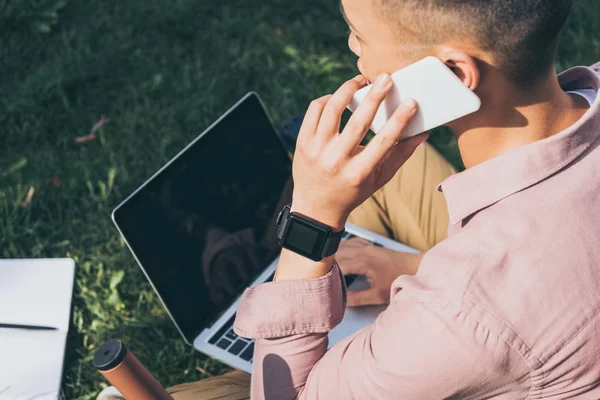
290;73;429;232
275;73;428;282
337;238;423;306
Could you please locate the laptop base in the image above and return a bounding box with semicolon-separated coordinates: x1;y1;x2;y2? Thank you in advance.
193;223;419;374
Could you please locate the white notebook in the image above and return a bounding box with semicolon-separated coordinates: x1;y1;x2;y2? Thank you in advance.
0;258;75;400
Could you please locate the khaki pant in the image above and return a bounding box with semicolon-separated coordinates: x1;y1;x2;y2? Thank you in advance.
98;143;455;400
348;142;456;252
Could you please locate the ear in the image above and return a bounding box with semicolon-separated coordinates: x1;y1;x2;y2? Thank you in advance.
437;48;480;91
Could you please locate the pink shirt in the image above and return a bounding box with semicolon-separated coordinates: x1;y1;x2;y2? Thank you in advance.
234;63;600;399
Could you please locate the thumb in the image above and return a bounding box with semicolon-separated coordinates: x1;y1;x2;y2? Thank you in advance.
338;238;371;254
347;288;385;307
336;258;366;275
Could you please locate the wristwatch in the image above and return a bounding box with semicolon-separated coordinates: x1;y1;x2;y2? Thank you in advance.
276;204;345;262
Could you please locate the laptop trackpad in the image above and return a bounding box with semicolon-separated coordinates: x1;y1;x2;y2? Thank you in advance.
328;304;386;348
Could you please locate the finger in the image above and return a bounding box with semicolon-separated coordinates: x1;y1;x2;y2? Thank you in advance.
316;75;367;142
338;73;392;156
336;239;371;265
340;237;371;249
336;258;367;275
335;251;352;264
377;132;429;185
347;288;387;307
297;94;332;144
355;98;418;170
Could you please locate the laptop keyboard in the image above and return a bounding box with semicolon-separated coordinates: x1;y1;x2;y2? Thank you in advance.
210;317;255;363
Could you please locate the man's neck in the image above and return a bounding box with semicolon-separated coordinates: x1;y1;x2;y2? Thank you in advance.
449;72;590;169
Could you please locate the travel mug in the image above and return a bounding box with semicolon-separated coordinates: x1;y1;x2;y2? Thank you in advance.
93;339;173;400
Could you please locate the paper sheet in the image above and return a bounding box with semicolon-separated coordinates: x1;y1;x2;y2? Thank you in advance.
0;259;75;400
0;259;75;331
0;330;67;400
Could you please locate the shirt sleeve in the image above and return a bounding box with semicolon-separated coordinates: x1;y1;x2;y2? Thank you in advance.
234;263;531;399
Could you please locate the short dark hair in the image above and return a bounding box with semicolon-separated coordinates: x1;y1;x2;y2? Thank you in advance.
375;0;574;86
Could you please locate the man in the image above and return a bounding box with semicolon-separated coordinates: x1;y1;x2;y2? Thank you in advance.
233;0;600;398
100;0;599;398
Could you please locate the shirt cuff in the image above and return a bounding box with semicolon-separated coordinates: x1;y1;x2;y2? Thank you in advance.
233;261;347;339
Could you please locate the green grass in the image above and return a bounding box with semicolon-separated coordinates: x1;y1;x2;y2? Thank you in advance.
1;1;599;398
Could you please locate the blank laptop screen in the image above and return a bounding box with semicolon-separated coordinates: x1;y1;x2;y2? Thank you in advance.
113;94;292;343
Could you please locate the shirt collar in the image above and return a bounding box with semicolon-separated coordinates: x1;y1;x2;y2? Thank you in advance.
439;65;600;226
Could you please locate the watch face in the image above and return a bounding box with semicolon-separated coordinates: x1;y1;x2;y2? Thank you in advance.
283;217;329;260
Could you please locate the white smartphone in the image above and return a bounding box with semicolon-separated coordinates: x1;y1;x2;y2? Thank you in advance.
347;56;481;140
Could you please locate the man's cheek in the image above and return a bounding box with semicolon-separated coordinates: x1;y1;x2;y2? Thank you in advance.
357;60;375;84
357;59;364;74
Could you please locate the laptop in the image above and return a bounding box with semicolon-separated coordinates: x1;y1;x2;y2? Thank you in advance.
111;92;419;373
